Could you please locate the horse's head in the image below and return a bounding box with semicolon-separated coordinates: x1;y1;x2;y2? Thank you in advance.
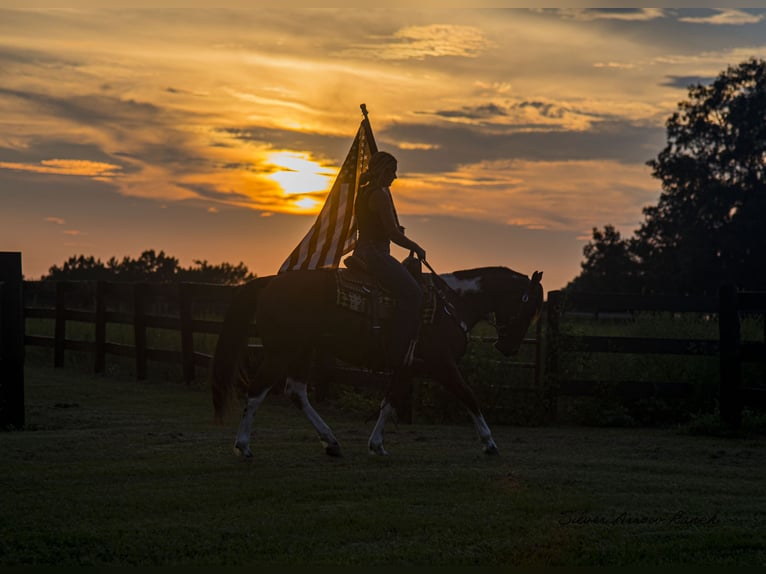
493;270;544;356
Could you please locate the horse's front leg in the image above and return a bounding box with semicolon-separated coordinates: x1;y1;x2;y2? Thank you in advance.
368;398;395;455
431;357;499;455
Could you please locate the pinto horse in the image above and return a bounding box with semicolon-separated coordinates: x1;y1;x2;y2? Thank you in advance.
211;264;543;457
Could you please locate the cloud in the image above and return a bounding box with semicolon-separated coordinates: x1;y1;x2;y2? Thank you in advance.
539;9;667;22
342;24;494;61
44;216;65;225
382;119;665;174
593;62;637;70
660;75;717;89
431;103;508;121
395;158;659;234
679;9;764;26
0;87;162;129
0;158;122;178
429;100;597;131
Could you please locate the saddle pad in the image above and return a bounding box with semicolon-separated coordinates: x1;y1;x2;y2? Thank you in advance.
336;268;395;318
335;268;437;324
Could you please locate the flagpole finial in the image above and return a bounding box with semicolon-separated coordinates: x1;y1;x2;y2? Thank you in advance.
360;103;369;119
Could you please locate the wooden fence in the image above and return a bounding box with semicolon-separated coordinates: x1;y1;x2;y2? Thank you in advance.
16;277;764;427
20;278;543;424
23;280;250;383
1;253;25;429
719;284;766;427
545;288;766;427
21;278;540;392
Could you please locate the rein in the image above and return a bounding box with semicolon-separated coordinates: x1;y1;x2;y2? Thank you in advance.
419;257;470;339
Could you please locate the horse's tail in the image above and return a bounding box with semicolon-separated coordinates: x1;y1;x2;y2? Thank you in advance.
211;277;268;423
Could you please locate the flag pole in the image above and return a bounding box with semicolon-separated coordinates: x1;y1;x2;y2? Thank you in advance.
360;103;378;154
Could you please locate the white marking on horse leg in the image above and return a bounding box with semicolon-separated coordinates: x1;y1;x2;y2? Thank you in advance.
234;386;271;458
470;412;499;455
368;399;395;455
284;378;341;456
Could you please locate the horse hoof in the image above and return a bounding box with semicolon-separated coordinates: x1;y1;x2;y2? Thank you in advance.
233;441;253;458
483;444;499;456
368;443;389;456
325;443;343;457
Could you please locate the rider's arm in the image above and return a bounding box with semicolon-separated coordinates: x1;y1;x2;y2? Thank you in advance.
370;188;426;260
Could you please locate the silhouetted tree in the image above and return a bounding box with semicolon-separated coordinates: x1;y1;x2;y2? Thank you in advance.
566;225;639;293
43;250;256;285
570;58;766;294
108;250;180;283
46;255;111;281
178;260;255;284
637;57;766;294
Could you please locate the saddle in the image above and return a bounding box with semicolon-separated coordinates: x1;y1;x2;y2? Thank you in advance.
336;254;436;325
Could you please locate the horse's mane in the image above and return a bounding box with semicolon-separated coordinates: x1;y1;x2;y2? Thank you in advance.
450;266;528;282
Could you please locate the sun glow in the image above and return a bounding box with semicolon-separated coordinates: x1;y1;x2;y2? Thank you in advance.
267;152;336;195
293;196;321;211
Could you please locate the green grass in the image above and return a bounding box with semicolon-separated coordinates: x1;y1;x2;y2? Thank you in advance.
1;366;765;565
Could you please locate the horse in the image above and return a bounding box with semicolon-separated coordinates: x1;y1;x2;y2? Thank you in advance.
210;263;543;457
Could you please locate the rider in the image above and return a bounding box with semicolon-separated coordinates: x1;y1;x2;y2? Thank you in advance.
352;151;426;369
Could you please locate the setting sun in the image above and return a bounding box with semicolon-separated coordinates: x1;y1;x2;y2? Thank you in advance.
267;152;336;195
293;196;321;211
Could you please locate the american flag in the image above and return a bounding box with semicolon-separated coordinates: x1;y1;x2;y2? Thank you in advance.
278;110;377;273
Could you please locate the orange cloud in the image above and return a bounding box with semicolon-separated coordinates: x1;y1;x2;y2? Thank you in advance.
0;159;122;178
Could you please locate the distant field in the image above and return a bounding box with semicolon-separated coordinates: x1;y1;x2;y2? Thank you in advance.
1;366;764;565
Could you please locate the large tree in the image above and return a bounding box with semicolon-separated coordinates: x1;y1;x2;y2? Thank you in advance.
639;57;766;294
571;58;766;294
567;225;639;293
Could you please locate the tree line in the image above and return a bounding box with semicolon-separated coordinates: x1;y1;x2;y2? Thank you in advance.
568;58;766;295
42;249;256;285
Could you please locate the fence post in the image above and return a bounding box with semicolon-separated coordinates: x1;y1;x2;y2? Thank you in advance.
719;283;742;428
0;252;25;429
178;282;195;384
543;290;563;422
94;280;106;374
134;283;148;380
534;310;543;389
54;281;67;368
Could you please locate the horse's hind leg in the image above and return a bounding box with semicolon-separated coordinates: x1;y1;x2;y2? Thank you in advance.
233;354;280;458
234;385;271;458
285;377;342;457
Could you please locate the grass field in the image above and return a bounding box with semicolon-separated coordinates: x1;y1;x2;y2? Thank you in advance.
1;366;765;566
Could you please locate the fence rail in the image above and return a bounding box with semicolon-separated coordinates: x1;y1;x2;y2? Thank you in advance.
18;278;764;428
544;290;720;414
545;287;765;427
719;284;766;427
23;280;253;383
22;279;537;385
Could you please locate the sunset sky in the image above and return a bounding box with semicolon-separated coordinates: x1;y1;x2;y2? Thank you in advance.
3;5;766;290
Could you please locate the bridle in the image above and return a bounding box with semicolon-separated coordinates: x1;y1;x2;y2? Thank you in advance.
487;272;542;351
419;257;470;339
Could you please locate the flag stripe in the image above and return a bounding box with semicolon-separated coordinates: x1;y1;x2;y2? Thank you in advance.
314;179;344;268
278;117;377;274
